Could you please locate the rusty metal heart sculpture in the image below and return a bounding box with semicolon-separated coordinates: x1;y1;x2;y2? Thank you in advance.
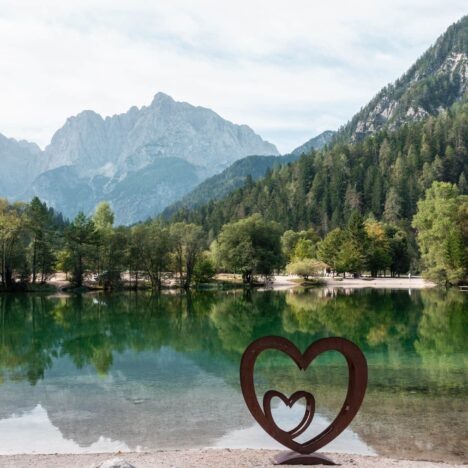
263;390;315;439
240;336;367;463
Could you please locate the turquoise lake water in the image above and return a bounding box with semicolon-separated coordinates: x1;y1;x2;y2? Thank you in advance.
0;288;466;462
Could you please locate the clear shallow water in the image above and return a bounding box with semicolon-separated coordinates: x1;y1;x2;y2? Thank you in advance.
0;288;466;462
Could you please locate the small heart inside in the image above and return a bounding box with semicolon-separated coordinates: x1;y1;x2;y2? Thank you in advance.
270;396;310;433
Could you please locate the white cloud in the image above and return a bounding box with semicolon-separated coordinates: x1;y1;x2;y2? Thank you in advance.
0;0;466;153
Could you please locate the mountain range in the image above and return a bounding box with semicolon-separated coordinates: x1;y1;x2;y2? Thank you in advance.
163;16;468;218
168;15;468;234
0;93;278;224
162;130;335;217
1;16;467;225
338;16;468;141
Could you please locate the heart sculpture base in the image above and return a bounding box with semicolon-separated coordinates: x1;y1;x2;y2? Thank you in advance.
275;451;337;465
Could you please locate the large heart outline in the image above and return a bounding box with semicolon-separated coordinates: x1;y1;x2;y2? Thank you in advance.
240;336;367;454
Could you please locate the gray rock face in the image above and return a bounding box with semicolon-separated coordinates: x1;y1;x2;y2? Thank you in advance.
1;93;278;224
291;130;336;156
0;134;43;198
43;93;278;177
340;18;468;142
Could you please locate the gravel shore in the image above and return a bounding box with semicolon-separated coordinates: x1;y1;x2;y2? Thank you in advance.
0;450;463;468
272;275;436;290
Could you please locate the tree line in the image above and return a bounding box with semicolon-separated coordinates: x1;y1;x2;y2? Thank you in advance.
1;100;467;291
170;100;467;243
0;179;466;290
0;198;212;291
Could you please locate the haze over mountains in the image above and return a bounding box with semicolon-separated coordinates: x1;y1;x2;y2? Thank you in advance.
0;93;278;224
164;16;468;216
1;16;467;225
162;130;336;217
338;16;468;141
168;16;468;235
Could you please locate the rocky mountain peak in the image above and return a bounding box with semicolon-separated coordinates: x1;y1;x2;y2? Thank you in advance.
1;92;278;224
0;133;43;198
338;15;468;141
151;92;175;106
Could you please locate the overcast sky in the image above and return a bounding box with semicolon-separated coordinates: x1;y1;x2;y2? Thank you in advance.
0;1;466;153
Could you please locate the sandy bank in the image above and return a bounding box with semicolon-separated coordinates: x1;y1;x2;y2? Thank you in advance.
0;449;462;467
272;275;436;290
321;276;436;289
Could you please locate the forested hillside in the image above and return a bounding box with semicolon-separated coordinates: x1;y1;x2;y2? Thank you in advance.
337;15;468;141
168;16;468;236
1;16;467;290
162;154;299;217
162;130;336;217
170;100;468;236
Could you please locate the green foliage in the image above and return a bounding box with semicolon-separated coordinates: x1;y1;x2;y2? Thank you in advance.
335;238;366;276
92;202;121;288
0;198;65;290
64;212;99;287
169;100;468;241
412;182;468;285
193;252;216;284
286;258;326;279
170;222;205;289
27;197;56;283
163;154;299;217
163;97;467;283
0;197;211;291
281;228;320;261
216;214;283;284
316;217;411;277
54;248;73;278
93;201;114;231
386;226;411;276
293;239;316;261
131;222;172;290
0;200;27;289
365;218;392;277
317;228;345;272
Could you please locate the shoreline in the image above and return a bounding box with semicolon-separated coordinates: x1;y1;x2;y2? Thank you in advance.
320;276;436;289
272;275;436;290
0;274;438;294
0;449;462;468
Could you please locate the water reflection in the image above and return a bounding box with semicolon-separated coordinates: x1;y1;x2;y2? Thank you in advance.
0;405;132;454
0;289;466;461
213;404;375;455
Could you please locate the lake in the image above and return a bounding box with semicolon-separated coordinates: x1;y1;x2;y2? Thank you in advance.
0;288;466;463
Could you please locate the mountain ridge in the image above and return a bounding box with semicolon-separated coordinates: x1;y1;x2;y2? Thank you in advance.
336;15;468;141
291;130;336;156
0;93;278;224
167;16;468;236
161;130;335;217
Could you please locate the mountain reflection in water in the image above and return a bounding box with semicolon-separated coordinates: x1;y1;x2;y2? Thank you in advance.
0;288;466;462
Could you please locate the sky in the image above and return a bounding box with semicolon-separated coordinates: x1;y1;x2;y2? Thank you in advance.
0;1;466;154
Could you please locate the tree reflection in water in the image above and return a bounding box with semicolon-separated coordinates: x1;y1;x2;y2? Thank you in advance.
0;288;466;461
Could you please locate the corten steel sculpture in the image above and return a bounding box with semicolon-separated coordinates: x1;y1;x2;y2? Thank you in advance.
240;336;367;465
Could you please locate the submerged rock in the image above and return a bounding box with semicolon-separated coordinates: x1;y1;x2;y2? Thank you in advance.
92;457;136;468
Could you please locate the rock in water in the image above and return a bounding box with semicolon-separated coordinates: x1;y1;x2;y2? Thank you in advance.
92;457;136;468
